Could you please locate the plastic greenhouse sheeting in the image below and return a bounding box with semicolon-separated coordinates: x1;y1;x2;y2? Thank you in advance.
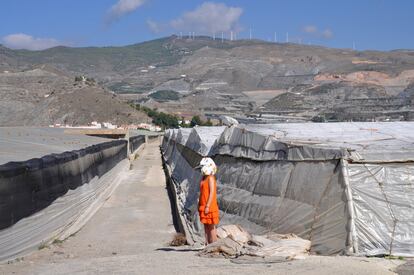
162;122;414;256
129;135;145;154
0;138;130;262
0;127;109;165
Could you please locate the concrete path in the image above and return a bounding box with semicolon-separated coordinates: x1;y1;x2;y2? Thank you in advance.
0;141;405;275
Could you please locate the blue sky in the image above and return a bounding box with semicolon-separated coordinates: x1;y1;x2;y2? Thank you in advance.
0;0;413;51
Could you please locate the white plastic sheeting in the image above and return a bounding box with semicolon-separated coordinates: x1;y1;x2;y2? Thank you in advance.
0;160;128;262
162;122;414;256
349;163;414;256
200;224;311;260
0;130;148;262
214;122;414;162
0;127;109;165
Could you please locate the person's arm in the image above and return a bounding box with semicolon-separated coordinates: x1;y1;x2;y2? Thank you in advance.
204;176;216;214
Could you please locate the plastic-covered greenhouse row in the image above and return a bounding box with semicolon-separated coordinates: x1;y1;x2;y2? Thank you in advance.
161;122;414;256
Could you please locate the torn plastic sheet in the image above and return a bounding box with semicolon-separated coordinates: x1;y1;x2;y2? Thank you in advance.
199;224;311;260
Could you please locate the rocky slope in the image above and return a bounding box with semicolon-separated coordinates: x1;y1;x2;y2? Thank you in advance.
2;36;414;123
0;66;149;126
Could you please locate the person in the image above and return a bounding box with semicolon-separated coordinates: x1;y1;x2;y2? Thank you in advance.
197;157;219;244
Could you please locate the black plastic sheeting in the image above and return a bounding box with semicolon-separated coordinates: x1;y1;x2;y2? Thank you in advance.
129;135;145;154
148;135;160;140
0;139;127;230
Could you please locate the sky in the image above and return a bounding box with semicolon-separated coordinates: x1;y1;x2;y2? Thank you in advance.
0;0;413;51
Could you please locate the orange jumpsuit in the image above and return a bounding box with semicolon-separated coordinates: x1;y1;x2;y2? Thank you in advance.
198;175;219;225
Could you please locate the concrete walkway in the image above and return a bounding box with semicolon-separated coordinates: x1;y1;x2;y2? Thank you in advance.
0;141;405;274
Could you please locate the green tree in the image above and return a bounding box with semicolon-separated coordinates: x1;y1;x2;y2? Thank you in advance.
311;115;326;123
135;105;180;129
147;109;157;118
150;111;179;129
191;115;202;127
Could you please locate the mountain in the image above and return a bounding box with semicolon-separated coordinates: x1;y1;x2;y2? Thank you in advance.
2;36;414;124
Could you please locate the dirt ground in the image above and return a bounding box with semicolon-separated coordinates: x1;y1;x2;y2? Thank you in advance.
0;141;407;275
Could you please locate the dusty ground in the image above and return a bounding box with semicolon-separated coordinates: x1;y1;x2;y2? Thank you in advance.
0;141;407;274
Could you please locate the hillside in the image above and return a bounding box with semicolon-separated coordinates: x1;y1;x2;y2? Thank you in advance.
2;35;414;123
0;67;149;126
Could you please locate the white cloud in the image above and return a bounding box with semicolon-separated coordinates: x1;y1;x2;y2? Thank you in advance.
303;25;317;34
2;33;63;50
170;2;243;34
106;0;146;25
146;19;162;34
302;25;333;39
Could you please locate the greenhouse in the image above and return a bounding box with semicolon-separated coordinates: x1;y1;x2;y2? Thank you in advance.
162;122;414;256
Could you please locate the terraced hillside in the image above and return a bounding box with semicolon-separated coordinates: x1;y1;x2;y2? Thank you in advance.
2;35;414;123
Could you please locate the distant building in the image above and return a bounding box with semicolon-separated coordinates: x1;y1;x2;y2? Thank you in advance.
102;122;117;129
137;123;162;132
91;121;101;128
49;121;162;131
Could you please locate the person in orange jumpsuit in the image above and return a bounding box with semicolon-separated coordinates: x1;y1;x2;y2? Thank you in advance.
197;157;219;244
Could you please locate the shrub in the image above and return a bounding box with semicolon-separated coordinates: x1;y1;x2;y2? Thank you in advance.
149;90;180;101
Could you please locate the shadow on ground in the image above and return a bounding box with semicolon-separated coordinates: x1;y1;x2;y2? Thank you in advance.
156;247;202;253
